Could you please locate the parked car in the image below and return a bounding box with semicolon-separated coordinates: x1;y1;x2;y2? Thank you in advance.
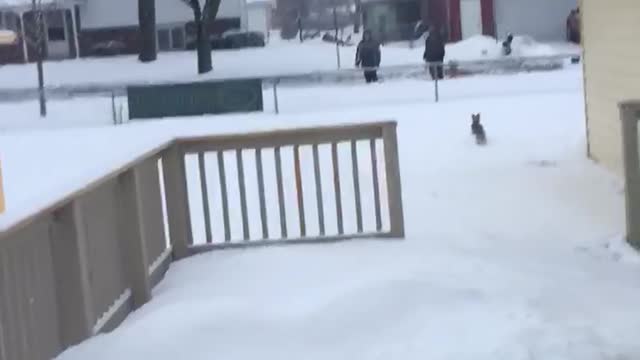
186;35;228;50
186;31;265;51
89;41;127;57
222;30;266;49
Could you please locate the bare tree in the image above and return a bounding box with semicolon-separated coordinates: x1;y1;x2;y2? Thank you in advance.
139;0;157;62
22;0;48;117
180;0;222;74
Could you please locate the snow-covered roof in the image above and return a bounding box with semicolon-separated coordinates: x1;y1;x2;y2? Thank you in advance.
246;0;275;7
0;0;80;10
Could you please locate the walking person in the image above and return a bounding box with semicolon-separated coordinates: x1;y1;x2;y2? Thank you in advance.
566;9;580;44
502;33;514;56
355;30;381;83
423;25;445;80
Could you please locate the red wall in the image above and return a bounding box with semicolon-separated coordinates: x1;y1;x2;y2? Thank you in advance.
446;0;493;41
448;0;461;41
480;0;495;36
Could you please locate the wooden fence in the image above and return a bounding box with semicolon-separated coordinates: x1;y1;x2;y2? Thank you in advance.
0;121;404;360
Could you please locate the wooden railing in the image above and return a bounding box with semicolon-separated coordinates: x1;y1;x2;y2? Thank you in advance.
0;121;404;360
172;121;404;254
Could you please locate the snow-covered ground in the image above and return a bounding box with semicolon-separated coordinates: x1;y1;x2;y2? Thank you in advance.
0;66;582;132
1;67;639;359
0;35;580;90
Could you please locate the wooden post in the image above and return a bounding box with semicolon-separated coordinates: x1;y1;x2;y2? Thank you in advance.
49;199;95;347
161;144;192;258
116;165;152;309
382;122;405;238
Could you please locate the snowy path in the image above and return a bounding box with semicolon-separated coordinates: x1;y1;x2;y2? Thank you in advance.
28;70;638;359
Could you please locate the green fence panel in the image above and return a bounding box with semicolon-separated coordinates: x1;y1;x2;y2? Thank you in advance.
127;79;263;120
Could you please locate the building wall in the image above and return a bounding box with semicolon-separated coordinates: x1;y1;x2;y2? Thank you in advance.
583;0;640;175
493;0;575;40
247;3;271;37
79;0;244;29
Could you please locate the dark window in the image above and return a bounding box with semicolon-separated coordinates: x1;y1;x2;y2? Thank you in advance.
158;29;170;50
0;11;17;31
48;27;65;41
5;13;18;31
46;11;66;41
171;27;185;49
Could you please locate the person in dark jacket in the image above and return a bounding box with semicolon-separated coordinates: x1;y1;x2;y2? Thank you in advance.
566;8;581;44
355;30;381;83
423;26;445;80
502;33;514;56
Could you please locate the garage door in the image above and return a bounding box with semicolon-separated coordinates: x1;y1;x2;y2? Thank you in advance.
494;0;577;41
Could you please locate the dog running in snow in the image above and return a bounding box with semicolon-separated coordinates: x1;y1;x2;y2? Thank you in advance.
471;113;487;145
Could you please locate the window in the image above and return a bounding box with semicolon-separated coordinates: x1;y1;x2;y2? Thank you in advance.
171;27;185;49
158;29;171;51
5;13;17;31
0;11;17;31
46;11;66;41
157;25;186;51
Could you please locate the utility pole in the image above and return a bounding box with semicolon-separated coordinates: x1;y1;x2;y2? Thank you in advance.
297;9;303;42
32;0;46;117
138;0;157;62
333;2;341;69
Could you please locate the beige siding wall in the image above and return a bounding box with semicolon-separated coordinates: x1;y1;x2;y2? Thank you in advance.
583;0;640;176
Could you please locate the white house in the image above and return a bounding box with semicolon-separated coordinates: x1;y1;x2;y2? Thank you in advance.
0;0;248;64
246;0;272;40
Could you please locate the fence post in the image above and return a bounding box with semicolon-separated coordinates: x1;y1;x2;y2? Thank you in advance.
49;199;95;347
162;144;192;258
111;91;117;126
620;101;640;249
434;64;440;103
273;79;280;114
116;165;152;309
382;122;405;238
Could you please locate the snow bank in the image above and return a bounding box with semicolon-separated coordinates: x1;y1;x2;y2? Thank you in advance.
445;35;503;61
444;35;573;61
511;35;558;57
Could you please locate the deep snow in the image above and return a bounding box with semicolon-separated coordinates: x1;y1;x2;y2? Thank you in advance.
0;67;635;359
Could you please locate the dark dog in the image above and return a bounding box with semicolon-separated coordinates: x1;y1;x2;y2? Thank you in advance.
471;113;487;145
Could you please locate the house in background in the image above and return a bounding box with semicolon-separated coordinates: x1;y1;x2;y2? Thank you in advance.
308;0;577;43
582;0;640;176
492;0;576;41
0;0;248;64
246;0;273;40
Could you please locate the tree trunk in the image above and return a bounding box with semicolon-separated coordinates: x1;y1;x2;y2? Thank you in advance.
354;0;361;33
195;17;212;73
138;0;157;62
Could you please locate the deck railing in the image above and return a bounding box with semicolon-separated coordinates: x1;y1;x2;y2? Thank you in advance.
0;121;404;360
